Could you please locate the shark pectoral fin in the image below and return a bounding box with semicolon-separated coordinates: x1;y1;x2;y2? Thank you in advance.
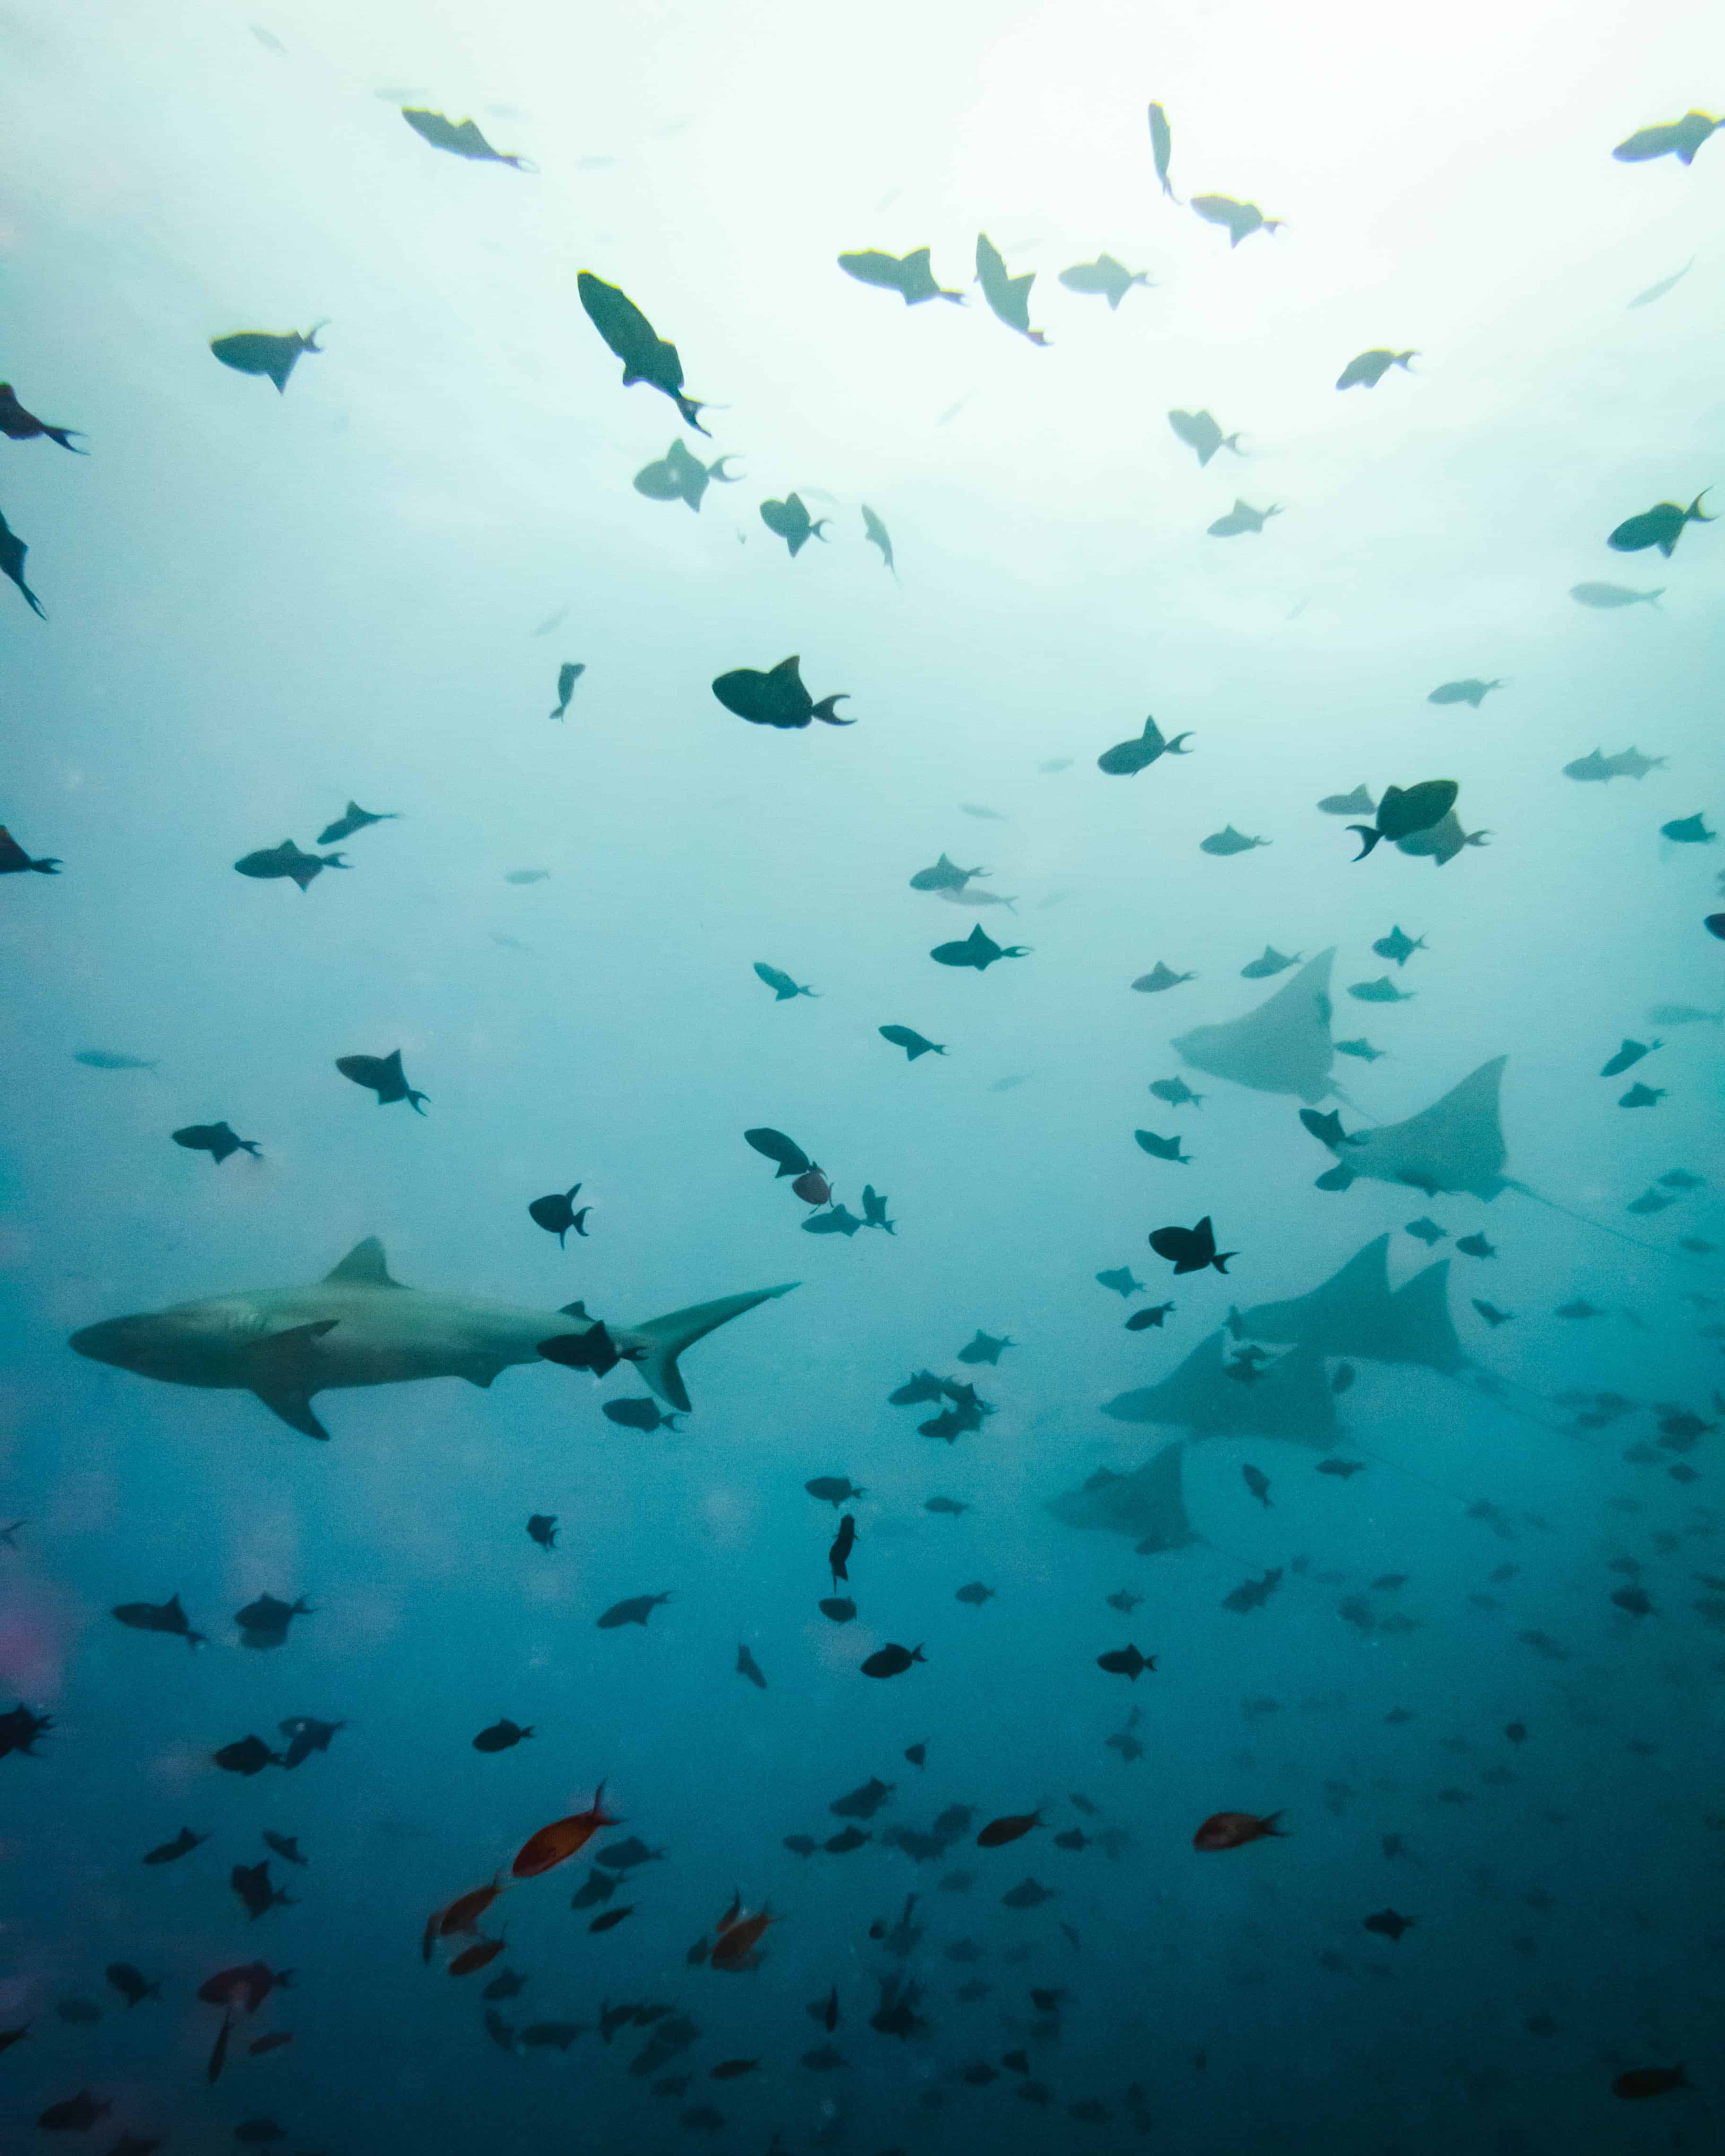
461;1360;507;1389
626;1284;798;1413
251;1387;330;1440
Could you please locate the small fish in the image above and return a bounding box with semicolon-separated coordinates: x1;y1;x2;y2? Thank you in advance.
1317;1457;1366;1478
1612;1584;1654;1617
828;1515;856;1585
1001;1877;1054;1909
1427;678;1501;707
1190;195;1282;247
526;1513;558;1551
1207;498;1281;537
112;1592;205;1649
172;1120;261;1165
0;381;86;451
589;1906;635;1933
1338;348;1418;390
836;247;964;305
210;326;325;392
805;1476;866;1509
105;1964;161;2008
1612;2064;1691;2100
1455;1234;1495;1258
1570;582;1662;608
597;1592;672;1629
261;1832;305;1868
571;1867;617;1908
1648;1003;1720;1025
825;1825;871;1854
247;2033;293;2057
862;1642;925;1679
1096;1266;1145;1296
924;1497;968;1516
1362;1908;1414;1941
754;961;817;1000
335;1048;428;1112
1619;1082;1665;1107
1098;713;1194;775
473;1717;533;1753
1201;825;1270;855
1610;492;1714;556
1241;945;1299;978
712;655;850;729
1168;409;1241;465
1135;1129;1192;1164
577;271;707;433
316;800;397;844
143;1827;208;1866
511;1784;619;1878
1405;1217;1447;1245
931;923;1030;970
528;1184;590;1247
910;852;987;891
235;837;350;890
1132;961;1195;993
401;107;531;165
1125;1303;1175;1330
213;1735;280;1776
1149;1076;1202;1107
74;1050;156;1069
1149;1216;1234;1275
1318;785;1376;816
1096;1645;1155;1679
520;2021;585;2049
1662;811;1715;844
1222;1569;1282;1614
861;504;897;575
804;1203;864;1236
744;1126;813;1179
1349;780;1458;859
1147;103;1179;198
1335;1037;1385;1061
1613;111;1720;165
1628;260;1694;308
1194;1810;1285;1850
760;492;831;557
235;1593;313;1650
548;661;585;720
35;2095;113;2133
959;801;1008;819
1350;975;1416;1004
1373;925;1426;966
1242;1465;1272;1509
958;1330;1013;1365
230;1860;295;1921
1627;1188;1675;1214
955;1581;995;1607
504;869;550;883
633;439;740;512
1058;254;1153;308
975;233;1048;343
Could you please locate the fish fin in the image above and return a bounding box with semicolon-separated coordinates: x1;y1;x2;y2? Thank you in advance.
250;1387;330;1441
624;1285;799;1413
462;1361;507;1389
322;1236;406;1287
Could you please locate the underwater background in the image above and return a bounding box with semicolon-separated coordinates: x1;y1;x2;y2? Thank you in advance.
3;1;1725;2151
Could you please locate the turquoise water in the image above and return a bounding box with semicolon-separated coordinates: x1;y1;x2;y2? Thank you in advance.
3;4;1725;2151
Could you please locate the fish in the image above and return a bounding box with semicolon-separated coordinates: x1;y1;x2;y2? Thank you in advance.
1338;348;1418;390
1616;492;1716;556
36;2095;113;2132
828;1514;856;1584
1147;102;1179;197
504;869;550;883
1241;946;1299;978
1612;111;1720;164
1058;254;1153;308
1628;260;1694;307
880;1024;944;1062
975;234;1048;343
831;1777;893;1820
836;247;964;304
0;502;44;613
931;923;1030;970
1661;812;1715;843
1335;1037;1385;1061
1242;1465;1272;1508
1190;195;1282;246
143;1826;208;1865
105;1963;161;2007
0;381;86;451
472;1717;533;1753
805;1476;865;1508
512;1785;619;1878
589;1906;634;1933
1317;1457;1366;1478
861;504;897;575
744;1127;813;1178
401;107;531;165
230;1860;295;1920
1661;1168;1705;1187
955;1581;995;1606
1132;961;1195;993
1099;713;1195;775
1150;1076;1203;1107
754;961;817;1000
1001;1877;1054;1908
1148;1217;1235;1275
633;439;740;512
577;272;707;432
1223;1569;1283;1613
1427;678;1501;708
1096;1645;1155;1679
170;1120;262;1166
1455;1234;1495;1258
1194;1809;1288;1851
935;880;1018;910
1373;925;1426;966
316;800;397;844
1096;1266;1145;1296
1207;499;1281;536
1570;581;1663;607
1135;1129;1192;1165
925;1496;968;1516
1619;1082;1665;1107
1362;1908;1414;1941
862;1643;925;1678
957;1330;1011;1365
1125;1303;1175;1330
825;1825;871;1854
73;1050;156;1069
1168;409;1242;465
235;1593;314;1649
978;1810;1044;1848
1349;780;1458;858
1348;976;1414;1003
1601;1038;1657;1075
235;837;351;890
1648;1003;1721;1025
1612;2064;1691;2099
213;1735;281;1776
759;492;831;557
959;801;1008;818
712;655;850;728
210;327;325;392
1318;785;1378;817
548;661;585;720
112;1592;205;1649
528;1184;590;1246
597;1592;672;1629
910;853;988;891
1200;826;1269;855
803;1203;864;1236
261;1831;305;1868
335;1049;428;1112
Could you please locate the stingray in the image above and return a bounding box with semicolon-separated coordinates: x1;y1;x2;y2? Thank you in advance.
1172;949;1337;1105
1101;1331;1339;1450
1233;1235;1465;1376
1045;1441;1198;1555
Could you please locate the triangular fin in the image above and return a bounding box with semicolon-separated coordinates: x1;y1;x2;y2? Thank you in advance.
251;1389;330;1440
322;1238;406;1288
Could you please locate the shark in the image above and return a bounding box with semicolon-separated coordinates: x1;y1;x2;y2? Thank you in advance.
70;1237;795;1440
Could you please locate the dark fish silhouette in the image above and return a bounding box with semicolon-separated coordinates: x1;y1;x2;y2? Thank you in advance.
975;234;1048;343
712;656;850;728
1612;2064;1691;2099
1337;348;1417;390
235;839;348;890
1241;946;1298;978
1149;1217;1235;1275
956;1581;995;1606
1562;746;1665;782
527;1513;558;1550
473;1717;533;1752
601;1397;684;1432
1150;1076;1202;1106
1619;1081;1664;1107
860;1185;895;1233
1147;103;1178;198
836;247;963;304
549;662;584;719
1098;714;1193;774
1427;678;1500;708
577;272;707;433
1300;1106;1367;1150
1132;961;1195;992
1612;111;1720;165
1336;1037;1385;1061
1201;825;1269;855
172;1121;261;1165
1318;784;1375;816
1167;408;1242;465
1373;925;1425;965
1472;1295;1511;1324
597;1592;672;1629
862;1643;925;1678
529;1184;589;1245
538;1318;643;1379
634;438;740;512
1135;1130;1191;1163
278;1714;342;1768
958;1330;1012;1365
1361;1908;1414;1941
1601;1038;1656;1075
1208;498;1280;536
1190;195;1282;246
1455;1233;1495;1258
0;824;57;874
910;852;986;890
736;1643;767;1689
759;493;830;557
112;1593;205;1649
861;504;897;575
754;961;817;1000
744;1127;812;1177
213;1735;281;1777
1349;780;1458;858
1608;492;1713;556
210;327;325;392
931;923;1029;970
261;1831;306;1867
1661;812;1714;843
0;382;85;451
828;1514;857;1586
1097;1645;1155;1679
1317;1457;1366;1478
1395;806;1488;864
105;1963;161;2007
316;801;397;844
1125;1303;1175;1330
36;2095;112;2132
924;1497;968;1516
335;1049;427;1112
880;1024;944;1060
1058;254;1152;308
1570;581;1662;607
0;508;46;617
231;1860;294;1920
1242;1465;1272;1509
1096;1266;1145;1296
143;1826;208;1865
818;1597;857;1623
1223;1569;1283;1613
235;1594;314;1649
401;108;531;166
804;1203;864;1236
805;1476;865;1508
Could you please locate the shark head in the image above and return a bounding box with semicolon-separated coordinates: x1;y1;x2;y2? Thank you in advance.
71;1295;270;1386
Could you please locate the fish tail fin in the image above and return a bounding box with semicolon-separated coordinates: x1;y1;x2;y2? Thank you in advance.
811;695;854;725
1689;489;1716;522
406;1088;429;1114
1348;826;1381;859
1262;1812;1289;1835
625;1284;798;1412
674;392;711;437
43;425;87;452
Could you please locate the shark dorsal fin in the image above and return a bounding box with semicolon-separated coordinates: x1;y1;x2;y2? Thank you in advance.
322;1237;405;1289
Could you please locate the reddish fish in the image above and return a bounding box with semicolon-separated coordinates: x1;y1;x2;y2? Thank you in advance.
512;1784;619;1879
438;1878;506;1937
710;1905;774;1972
1193;1810;1286;1852
448;1934;507;1977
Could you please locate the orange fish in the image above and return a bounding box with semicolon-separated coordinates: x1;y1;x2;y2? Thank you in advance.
439;1878;506;1937
977;1809;1044;1848
512;1784;619;1879
1193;1809;1286;1852
710;1904;774;1972
448;1934;507;1977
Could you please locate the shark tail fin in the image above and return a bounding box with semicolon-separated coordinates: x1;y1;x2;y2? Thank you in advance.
627;1284;798;1413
